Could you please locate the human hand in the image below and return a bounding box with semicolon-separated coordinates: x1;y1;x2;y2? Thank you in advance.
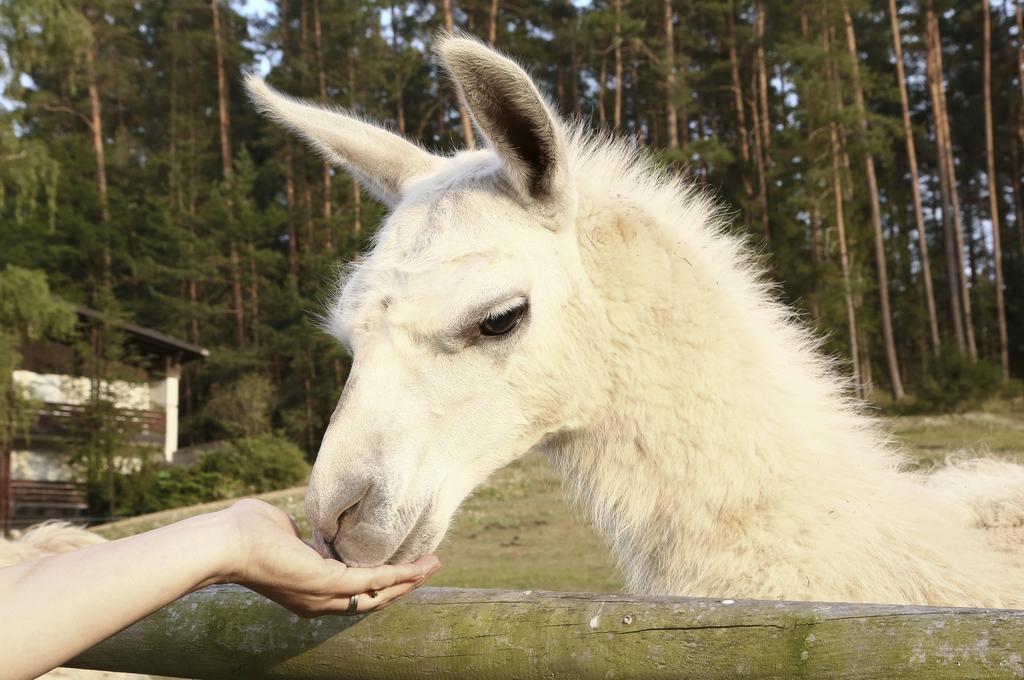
216;498;440;617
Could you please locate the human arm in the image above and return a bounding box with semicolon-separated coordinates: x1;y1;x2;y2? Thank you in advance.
0;499;440;680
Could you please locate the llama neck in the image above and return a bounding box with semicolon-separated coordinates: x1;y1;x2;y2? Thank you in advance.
545;188;893;597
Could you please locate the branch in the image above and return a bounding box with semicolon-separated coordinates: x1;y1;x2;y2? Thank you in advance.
43;104;93;130
632;38;661;65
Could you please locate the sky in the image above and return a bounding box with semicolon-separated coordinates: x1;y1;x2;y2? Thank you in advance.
239;0;275;20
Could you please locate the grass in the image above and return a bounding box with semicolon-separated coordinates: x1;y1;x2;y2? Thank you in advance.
892;404;1024;468
94;401;1024;594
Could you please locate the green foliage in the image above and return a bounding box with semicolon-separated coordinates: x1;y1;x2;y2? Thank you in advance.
911;349;1005;413
0;265;76;339
102;433;310;517
0;266;75;447
198;434;311;496
201;374;275;440
0;0;1020;516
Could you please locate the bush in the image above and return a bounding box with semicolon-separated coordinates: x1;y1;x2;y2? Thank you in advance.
196;433;311;496
200;374;275;439
911;348;1004;413
101;433;311;518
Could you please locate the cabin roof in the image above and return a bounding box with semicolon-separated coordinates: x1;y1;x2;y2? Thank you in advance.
76;306;210;363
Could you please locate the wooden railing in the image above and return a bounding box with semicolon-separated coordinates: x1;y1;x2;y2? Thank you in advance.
27;402;165;447
10;480;88;512
67;585;1024;679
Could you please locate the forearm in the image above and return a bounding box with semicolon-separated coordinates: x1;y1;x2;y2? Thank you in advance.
0;512;233;680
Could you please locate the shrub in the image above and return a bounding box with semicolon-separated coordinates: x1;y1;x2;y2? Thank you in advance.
100;433;311;518
196;433;311;496
201;374;275;439
912;348;1004;413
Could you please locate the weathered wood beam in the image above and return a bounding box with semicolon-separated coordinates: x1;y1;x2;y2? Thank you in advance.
68;585;1024;679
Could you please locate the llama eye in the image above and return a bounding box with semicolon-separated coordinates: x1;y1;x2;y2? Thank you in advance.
480;302;527;337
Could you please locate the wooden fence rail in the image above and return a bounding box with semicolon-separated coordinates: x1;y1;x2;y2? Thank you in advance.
68;585;1024;679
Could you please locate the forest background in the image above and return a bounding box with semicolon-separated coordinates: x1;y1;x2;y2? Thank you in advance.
2;0;1023;518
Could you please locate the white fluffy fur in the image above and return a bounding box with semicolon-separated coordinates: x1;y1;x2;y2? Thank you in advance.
0;521;106;567
250;35;1024;607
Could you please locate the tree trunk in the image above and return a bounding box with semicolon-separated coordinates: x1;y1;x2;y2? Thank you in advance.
280;0;298;290
229;243;244;347
556;64;565;112
569;1;580;116
212;0;232;180
443;0;475;149
843;6;904;401
729;3;754;198
351;183;363;238
313;0;332;251
860;326;875;400
663;0;679;149
212;0;244;347
1;411;12;535
1018;0;1024;118
248;243;260;348
755;1;770;150
613;0;623;132
186;109;202;343
285;147;298;289
982;0;1009;381
926;2;977;360
347;50;362;237
85;42;112;292
825;24;861;397
832;118;862;399
630;59;641;142
390;5;407;135
888;0;940;353
1017;0;1024;259
749;72;770;242
924;3;965;353
599;55;607;128
304;185;315;252
939;168;966;349
810;204;824;323
488;0;498;45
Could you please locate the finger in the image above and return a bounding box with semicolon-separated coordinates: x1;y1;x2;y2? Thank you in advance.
340;556;439;593
327;579;420;615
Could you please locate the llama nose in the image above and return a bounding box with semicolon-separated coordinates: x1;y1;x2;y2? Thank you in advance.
306;477;373;541
335;492;367;532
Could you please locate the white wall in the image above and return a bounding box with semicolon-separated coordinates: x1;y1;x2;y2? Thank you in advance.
13;370;152;410
13;368;183;471
11;449;75;482
150;375;180;462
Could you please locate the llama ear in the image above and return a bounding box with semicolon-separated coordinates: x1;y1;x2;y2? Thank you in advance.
244;75;440;207
437;36;571;208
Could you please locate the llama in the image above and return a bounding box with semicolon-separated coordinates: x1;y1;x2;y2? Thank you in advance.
246;35;1024;608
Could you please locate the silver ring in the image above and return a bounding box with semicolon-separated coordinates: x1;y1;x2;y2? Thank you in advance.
347;593;359;614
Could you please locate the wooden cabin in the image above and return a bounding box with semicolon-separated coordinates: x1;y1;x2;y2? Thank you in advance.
2;307;208;528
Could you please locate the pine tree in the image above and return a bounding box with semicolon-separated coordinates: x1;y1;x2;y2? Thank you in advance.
842;5;904;400
982;0;1010;381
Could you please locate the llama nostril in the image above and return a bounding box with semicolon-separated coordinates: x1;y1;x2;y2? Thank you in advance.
336;485;371;531
336;501;361;529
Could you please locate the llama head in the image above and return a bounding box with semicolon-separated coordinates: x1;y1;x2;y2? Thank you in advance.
246;36;610;566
